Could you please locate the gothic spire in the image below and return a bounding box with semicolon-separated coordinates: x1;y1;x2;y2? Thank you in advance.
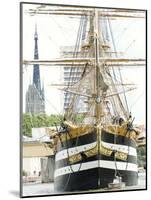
41;80;45;101
33;24;41;91
26;24;45;114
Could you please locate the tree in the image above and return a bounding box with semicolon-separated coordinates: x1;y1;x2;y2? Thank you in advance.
22;113;63;136
22;113;32;137
137;146;146;168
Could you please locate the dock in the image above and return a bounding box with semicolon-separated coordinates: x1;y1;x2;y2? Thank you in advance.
22;171;146;196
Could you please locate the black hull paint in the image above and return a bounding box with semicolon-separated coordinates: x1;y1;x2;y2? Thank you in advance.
54;130;138;192
54;167;138;192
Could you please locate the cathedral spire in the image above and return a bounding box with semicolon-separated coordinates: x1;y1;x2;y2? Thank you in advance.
33;24;41;91
34;23;38;58
26;24;45;114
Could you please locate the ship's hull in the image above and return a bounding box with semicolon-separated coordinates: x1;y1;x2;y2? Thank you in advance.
54;129;138;192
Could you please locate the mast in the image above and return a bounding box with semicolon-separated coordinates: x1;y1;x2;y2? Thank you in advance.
94;9;101;125
94;9;101;188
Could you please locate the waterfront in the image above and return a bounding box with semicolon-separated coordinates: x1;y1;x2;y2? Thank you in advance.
23;171;146;196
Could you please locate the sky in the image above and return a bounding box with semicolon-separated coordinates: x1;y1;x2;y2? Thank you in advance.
22;4;146;125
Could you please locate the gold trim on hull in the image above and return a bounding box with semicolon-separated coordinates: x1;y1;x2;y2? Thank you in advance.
69;143;128;164
56;121;139;164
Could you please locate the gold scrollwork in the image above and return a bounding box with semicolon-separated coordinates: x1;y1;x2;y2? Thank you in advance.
68;143;128;164
69;153;82;164
115;151;128;161
100;145;113;156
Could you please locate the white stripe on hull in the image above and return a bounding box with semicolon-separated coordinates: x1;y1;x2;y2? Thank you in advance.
54;160;138;178
101;141;137;157
56;142;97;161
56;141;136;161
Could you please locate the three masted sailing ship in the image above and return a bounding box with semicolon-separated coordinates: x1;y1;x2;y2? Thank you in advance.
25;6;145;192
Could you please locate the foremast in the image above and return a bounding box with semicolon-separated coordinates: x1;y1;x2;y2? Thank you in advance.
94;9;102;125
94;9;103;187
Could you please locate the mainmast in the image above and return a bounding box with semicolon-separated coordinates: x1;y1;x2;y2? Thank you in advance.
94;9;101;125
94;9;102;188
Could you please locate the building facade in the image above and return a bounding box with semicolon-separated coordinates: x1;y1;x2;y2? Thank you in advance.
60;46;88;113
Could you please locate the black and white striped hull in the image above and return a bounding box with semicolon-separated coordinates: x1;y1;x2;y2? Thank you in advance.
54;130;138;192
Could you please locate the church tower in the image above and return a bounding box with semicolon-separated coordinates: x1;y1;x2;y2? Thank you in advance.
33;24;41;92
25;25;45;114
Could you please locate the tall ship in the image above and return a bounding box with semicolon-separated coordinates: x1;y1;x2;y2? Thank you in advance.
24;6;146;192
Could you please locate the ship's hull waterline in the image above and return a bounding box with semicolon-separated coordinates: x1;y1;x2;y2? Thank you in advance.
54;128;138;192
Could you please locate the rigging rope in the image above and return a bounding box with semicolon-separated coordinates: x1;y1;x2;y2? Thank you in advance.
107;17;129;119
64;15;85;115
65;15;84;89
114;125;122;178
130;90;145;110
65;15;89;120
98;19;120;118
